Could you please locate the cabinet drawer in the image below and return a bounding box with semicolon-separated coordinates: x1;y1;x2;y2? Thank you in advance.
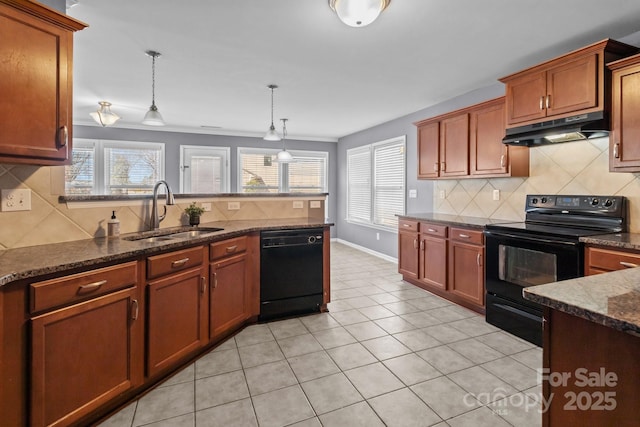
399;219;419;232
587;247;640;271
30;261;138;313
450;227;483;245
210;236;247;261
420;222;447;238
147;246;204;279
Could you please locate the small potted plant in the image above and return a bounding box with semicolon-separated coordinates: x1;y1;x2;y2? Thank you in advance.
184;202;205;226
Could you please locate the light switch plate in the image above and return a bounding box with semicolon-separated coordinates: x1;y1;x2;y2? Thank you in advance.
310;200;322;209
1;189;31;211
293;201;304;209
409;189;417;198
201;202;212;212
493;189;500;201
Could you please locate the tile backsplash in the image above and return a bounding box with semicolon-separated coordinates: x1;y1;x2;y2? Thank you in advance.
0;164;325;250
434;137;640;232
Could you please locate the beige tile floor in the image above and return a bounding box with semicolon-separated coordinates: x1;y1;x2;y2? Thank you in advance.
99;242;543;427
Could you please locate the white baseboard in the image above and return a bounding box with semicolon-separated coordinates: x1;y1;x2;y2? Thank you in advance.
331;238;398;264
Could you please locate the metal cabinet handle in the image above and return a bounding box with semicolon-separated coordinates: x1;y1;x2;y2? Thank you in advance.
420;240;425;250
131;299;139;320
225;245;238;253
427;228;437;233
500;154;506;168
441;162;446;172
59;125;68;147
403;223;411;228
613;143;620;159
458;234;470;239
413;238;418;249
433;162;438;172
620;261;639;269
540;96;545;110
201;276;206;294
171;257;190;268
78;280;107;294
477;253;482;266
546;94;551;109
213;272;218;288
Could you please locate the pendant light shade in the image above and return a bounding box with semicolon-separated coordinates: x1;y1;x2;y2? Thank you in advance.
142;50;165;126
277;118;293;162
328;0;391;27
90;101;120;127
264;85;281;141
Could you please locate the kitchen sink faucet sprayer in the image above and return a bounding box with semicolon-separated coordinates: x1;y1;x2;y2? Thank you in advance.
150;180;175;229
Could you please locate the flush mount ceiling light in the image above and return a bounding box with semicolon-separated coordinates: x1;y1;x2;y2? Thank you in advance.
89;101;120;127
277;118;293;162
142;50;165;126
264;84;281;141
328;0;391;27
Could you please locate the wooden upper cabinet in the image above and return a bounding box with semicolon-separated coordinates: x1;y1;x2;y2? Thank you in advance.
440;113;469;177
500;39;637;128
608;53;640;171
416;97;529;179
0;1;86;165
417;121;440;179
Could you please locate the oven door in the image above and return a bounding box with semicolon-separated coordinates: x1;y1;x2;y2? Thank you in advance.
484;229;583;307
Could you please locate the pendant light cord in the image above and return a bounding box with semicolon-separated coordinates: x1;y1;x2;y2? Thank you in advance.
151;54;156;107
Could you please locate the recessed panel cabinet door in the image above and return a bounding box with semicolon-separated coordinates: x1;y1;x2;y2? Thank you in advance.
210;253;248;340
417;121;440;178
611;62;640;171
398;231;419;280
470;100;507;175
440;113;469;177
419;235;447;290
448;241;484;307
0;3;78;163
546;54;598;117
31;288;142;427
505;71;547;125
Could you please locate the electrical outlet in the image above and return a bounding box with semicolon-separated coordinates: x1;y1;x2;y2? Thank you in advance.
201;202;212;212
439;190;446;199
293;201;304;209
227;202;240;210
376;232;380;240
1;189;31;212
310;200;322;209
493;189;500;201
409;189;417;198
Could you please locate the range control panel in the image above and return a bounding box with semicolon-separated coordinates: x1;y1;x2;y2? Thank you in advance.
525;195;624;213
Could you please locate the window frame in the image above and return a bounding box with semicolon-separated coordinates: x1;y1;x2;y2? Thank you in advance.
346;135;406;231
178;145;231;193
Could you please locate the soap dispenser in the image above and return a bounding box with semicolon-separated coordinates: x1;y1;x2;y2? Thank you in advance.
108;210;120;237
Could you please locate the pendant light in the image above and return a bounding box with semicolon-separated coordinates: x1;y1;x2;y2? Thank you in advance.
264;84;281;141
142;50;165;126
277;118;293;162
328;0;391;27
90;101;120;127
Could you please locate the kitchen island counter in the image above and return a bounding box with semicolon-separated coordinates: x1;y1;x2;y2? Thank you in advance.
398;212;508;229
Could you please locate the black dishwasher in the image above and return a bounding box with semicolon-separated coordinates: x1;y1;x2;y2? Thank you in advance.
260;228;324;320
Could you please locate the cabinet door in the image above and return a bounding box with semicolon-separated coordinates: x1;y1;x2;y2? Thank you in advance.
546;53;598;117
0;4;74;164
146;267;207;377
470;101;508;175
417;121;440;178
611;63;640;170
419;235;447;290
505;71;547;125
210;253;248;340
31;288;142;427
448;241;484;307
398;231;419;280
440;113;469;177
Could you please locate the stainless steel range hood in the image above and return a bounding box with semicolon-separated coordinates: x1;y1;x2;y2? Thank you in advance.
502;111;609;147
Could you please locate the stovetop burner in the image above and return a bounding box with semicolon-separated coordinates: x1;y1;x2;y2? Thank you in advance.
485;195;627;239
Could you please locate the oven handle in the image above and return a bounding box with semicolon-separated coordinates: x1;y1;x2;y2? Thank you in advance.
484;230;578;247
494;302;542;322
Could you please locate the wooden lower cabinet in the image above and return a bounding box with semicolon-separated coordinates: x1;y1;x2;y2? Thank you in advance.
398;219;420;280
210;253;248;340
146;265;207;377
585;245;640;275
398;219;485;313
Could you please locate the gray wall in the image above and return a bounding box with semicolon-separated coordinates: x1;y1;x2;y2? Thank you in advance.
74;126;338;233
335;84;505;259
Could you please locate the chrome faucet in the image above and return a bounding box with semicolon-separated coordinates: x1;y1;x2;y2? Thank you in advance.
150;180;175;229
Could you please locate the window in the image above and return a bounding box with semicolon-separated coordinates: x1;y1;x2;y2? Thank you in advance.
65;139;165;195
238;148;328;193
347;136;405;229
179;145;230;193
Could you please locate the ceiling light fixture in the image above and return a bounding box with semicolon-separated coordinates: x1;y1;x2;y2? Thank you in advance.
264;84;281;141
277;118;293;163
142;50;165;126
328;0;391;27
89;101;120;127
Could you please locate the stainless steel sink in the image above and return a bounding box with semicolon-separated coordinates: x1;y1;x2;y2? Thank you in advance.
124;227;224;242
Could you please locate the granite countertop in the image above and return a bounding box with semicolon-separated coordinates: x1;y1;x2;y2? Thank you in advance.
398;213;513;230
580;233;640;251
523;268;640;334
0;219;332;288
